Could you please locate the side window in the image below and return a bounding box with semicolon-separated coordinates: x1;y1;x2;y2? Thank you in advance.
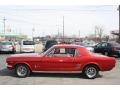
46;47;78;57
101;43;107;47
52;48;76;57
96;43;102;48
74;49;80;57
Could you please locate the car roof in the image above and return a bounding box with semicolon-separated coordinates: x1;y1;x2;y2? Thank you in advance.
53;44;85;48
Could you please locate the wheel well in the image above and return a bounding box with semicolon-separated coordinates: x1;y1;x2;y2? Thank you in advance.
15;63;31;71
83;64;100;72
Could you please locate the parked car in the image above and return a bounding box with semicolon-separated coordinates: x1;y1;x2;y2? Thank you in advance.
6;44;116;79
43;40;58;51
94;42;120;57
20;40;35;53
0;41;16;53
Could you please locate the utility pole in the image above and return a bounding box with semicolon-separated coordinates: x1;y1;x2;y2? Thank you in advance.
32;28;35;41
79;30;80;37
3;17;6;39
63;16;64;41
57;25;59;38
119;5;120;43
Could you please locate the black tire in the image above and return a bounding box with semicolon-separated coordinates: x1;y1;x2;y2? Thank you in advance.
83;65;99;79
12;50;16;54
15;64;30;78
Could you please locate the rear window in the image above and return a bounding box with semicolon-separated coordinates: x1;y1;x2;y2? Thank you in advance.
23;41;34;45
0;42;12;45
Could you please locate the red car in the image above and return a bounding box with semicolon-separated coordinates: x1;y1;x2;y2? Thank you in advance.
6;45;116;79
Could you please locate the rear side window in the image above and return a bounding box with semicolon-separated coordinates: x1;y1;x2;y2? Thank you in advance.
23;41;34;45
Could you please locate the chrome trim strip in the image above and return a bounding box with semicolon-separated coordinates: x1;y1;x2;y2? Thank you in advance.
32;71;82;73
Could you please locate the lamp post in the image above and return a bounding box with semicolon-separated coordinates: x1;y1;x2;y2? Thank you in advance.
118;5;120;43
63;16;64;41
3;17;6;39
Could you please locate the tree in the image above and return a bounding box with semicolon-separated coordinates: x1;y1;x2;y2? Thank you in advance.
95;25;104;42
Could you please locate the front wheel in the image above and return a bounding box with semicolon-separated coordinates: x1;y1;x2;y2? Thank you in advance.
83;65;99;79
15;64;30;78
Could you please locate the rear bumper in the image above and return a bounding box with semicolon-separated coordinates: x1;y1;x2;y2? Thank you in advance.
20;48;35;53
0;48;13;52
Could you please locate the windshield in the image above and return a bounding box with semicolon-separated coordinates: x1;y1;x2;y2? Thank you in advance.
42;46;54;56
23;41;34;45
0;41;12;45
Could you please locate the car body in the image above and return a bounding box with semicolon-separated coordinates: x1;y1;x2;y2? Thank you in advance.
6;44;116;79
94;42;120;57
20;40;35;53
43;40;58;51
0;41;16;53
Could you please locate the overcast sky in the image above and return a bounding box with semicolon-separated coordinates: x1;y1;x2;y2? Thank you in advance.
0;5;119;38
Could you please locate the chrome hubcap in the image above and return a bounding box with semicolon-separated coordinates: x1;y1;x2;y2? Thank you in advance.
17;66;27;76
86;67;97;78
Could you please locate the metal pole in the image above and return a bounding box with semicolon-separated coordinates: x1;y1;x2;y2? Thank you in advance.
118;5;120;43
63;16;64;41
32;28;35;41
3;17;6;39
79;30;80;37
57;25;59;38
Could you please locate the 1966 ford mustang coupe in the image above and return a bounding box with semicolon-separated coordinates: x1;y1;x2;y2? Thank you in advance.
6;45;116;79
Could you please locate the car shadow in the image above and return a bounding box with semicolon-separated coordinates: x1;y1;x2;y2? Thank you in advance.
30;72;103;79
0;68;16;77
0;68;103;79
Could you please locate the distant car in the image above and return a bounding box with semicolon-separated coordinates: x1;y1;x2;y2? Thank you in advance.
43;40;57;51
0;41;16;53
20;40;35;53
83;43;97;52
72;41;95;52
85;46;94;52
94;42;120;57
6;45;116;79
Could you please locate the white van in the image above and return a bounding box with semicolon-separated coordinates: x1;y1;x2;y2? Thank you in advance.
20;40;35;53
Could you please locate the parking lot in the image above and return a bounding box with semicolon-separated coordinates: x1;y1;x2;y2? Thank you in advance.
0;52;120;85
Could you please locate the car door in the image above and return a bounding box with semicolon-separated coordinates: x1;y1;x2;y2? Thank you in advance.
34;47;81;71
34;48;61;71
94;43;102;53
100;43;108;54
55;48;80;71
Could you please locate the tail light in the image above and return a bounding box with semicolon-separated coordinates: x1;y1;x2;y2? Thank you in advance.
9;45;14;49
112;47;118;51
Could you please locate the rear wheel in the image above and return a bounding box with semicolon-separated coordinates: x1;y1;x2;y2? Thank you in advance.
83;65;99;79
15;64;30;78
